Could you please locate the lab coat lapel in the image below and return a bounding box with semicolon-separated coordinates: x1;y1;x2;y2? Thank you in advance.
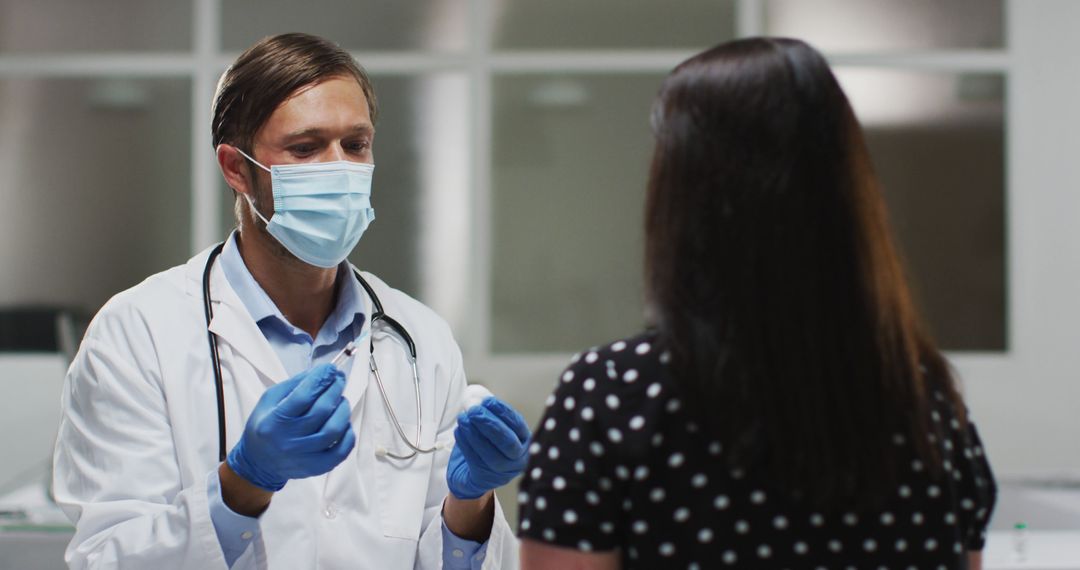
205;262;288;385
343;269;372;412
344;327;371;412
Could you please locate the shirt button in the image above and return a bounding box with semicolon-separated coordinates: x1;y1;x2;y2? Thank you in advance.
324;504;338;519
240;531;254;540
452;549;464;558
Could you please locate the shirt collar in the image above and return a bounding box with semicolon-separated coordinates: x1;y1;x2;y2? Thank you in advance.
323;260;367;341
219;231;366;342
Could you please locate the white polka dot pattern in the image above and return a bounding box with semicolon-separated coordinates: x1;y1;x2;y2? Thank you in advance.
516;332;996;568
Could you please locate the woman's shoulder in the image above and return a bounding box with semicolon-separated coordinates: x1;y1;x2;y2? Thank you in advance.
559;330;668;390
545;330;679;432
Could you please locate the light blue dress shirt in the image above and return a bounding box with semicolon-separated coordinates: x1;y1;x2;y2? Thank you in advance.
207;232;486;568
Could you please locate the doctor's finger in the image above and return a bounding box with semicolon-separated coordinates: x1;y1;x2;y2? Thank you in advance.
306;425;357;471
276;364;344;418
453;425;490;469
468;407;527;458
458;420;519;466
294;399;352;452
287;376;348;433
260;373;307;405
481;398;531;443
327;426;357;461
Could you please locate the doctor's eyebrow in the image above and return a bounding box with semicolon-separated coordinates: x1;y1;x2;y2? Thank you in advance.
281;124;375;141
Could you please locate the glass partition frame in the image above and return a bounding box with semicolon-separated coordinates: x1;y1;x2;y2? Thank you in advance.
0;0;1016;452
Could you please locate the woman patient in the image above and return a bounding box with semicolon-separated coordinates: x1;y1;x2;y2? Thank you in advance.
518;37;996;569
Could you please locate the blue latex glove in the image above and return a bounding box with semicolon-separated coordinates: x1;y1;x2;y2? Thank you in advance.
446;396;531;500
227;363;356;491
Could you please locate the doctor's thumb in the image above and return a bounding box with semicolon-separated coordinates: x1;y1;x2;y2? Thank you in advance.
277;365;343;415
258;373;307;406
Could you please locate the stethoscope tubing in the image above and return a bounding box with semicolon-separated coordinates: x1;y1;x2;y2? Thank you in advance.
204;243;228;462
202;241;437;463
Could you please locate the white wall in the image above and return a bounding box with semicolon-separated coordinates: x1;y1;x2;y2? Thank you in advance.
955;0;1080;479
0;354;67;491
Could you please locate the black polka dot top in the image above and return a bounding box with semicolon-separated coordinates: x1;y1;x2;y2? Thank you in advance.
517;330;997;569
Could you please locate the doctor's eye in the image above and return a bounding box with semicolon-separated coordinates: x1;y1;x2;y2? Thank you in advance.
287;144;318;157
345;142;371;156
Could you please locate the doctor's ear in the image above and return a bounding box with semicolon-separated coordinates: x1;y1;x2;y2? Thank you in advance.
217;144;256;197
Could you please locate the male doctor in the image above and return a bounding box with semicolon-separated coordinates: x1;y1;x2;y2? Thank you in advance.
52;33;529;569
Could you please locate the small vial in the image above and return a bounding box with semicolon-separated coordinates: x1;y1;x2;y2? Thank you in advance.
1012;522;1028;562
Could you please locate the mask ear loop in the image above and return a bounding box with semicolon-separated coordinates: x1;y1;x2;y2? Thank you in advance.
244;194;272;227
232;146;274;225
233;146;271;173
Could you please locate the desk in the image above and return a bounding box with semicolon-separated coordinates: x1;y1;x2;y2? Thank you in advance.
1;527;1078;568
0;529;71;570
985;530;1080;569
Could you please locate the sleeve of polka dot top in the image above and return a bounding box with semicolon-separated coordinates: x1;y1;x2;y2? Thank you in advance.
517;355;625;553
957;419;996;550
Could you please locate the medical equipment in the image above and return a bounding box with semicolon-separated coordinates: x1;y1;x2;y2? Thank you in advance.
201;242;439;462
330;341;360;368
235;148;376;269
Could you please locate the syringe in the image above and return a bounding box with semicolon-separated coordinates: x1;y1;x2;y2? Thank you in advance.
330;341;361;369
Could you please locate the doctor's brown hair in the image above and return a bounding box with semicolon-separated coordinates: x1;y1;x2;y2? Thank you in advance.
210;33;377;154
644;37;964;511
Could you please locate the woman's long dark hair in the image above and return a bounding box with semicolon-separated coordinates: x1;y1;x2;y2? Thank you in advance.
645;37;963;510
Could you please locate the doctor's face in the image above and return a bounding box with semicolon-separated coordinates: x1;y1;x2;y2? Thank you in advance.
250;75;375;169
240;75;375;259
243;75;375;225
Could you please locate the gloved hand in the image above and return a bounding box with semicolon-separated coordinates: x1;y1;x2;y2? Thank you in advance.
446;396;530;500
227;363;356;491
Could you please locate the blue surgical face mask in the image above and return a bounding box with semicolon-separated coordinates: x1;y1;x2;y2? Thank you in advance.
235;148;376;269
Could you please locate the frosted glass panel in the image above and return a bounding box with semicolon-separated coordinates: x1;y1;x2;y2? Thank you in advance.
491;74;661;353
492;0;735;50
766;0;1004;51
0;78;192;314
222;0;468;53
839;70;1007;350
491;71;1006;353
0;0;190;53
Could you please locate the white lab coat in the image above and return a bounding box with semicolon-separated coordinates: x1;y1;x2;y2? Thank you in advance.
52;245;518;569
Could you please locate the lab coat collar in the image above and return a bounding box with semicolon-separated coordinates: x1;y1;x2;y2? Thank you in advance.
185;243;288;384
342;265;372;410
219;231;367;347
217;232;279;327
184;243;372;409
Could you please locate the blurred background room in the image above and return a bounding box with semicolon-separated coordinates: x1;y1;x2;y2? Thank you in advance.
1;0;1079;567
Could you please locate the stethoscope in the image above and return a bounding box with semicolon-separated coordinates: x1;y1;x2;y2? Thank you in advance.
201;241;440;463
